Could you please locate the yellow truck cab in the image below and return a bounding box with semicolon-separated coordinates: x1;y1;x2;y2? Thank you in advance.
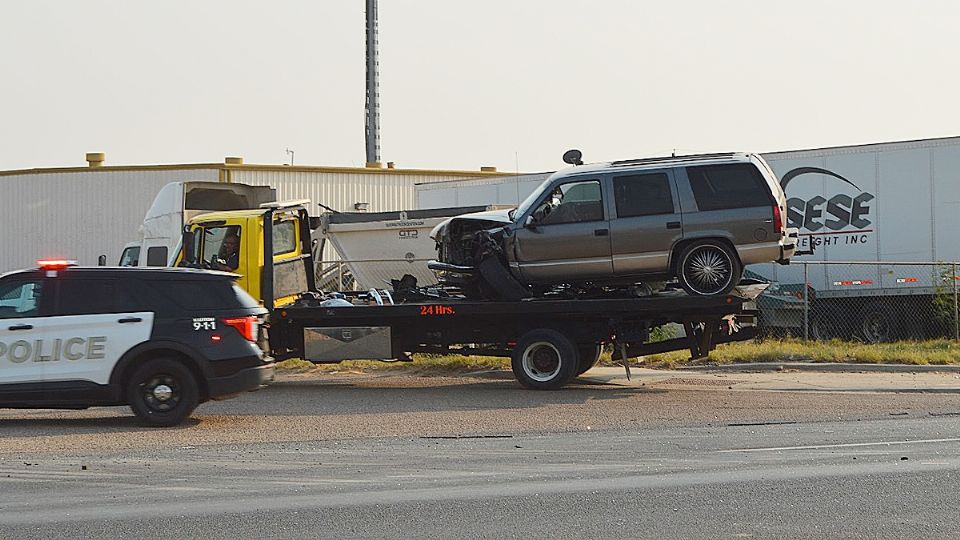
178;201;316;310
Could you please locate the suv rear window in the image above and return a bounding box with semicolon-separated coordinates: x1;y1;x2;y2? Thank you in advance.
686;163;772;211
55;278;144;315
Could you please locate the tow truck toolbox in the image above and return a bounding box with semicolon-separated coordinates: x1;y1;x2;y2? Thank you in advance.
0;261;273;426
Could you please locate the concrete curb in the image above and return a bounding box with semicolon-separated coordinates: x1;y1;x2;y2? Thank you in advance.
676;362;960;374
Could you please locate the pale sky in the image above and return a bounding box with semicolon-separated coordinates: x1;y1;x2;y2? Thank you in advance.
2;1;958;173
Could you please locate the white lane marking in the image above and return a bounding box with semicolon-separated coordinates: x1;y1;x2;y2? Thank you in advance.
717;437;960;453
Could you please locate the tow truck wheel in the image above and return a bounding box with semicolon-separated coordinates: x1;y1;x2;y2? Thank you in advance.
576;343;602;375
126;358;200;427
511;329;579;390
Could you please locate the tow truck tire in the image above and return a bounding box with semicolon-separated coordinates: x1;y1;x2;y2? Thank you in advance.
126;358;200;427
576;343;602;375
511;329;579;390
676;240;742;297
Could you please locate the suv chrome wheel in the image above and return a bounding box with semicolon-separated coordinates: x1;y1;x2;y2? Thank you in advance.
677;241;742;296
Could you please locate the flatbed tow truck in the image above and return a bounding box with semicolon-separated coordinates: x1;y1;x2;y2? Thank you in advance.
180;201;763;390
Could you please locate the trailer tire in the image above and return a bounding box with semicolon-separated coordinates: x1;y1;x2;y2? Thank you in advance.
126;358;199;427
676;240;741;297
857;302;899;343
576;343;602;375
512;329;579;390
478;255;529;301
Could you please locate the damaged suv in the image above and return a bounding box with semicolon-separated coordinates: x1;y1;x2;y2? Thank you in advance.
429;151;798;299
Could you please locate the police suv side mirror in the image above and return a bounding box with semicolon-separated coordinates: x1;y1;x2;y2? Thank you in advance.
97;255;107;266
525;215;538;229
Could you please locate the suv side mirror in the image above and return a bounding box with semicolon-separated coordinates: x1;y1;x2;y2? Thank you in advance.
525;215;537;229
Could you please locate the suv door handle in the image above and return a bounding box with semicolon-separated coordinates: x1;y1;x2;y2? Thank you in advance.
666;221;681;229
8;324;33;331
118;317;143;324
594;229;609;236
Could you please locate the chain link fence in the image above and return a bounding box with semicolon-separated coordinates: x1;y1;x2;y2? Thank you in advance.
756;261;960;343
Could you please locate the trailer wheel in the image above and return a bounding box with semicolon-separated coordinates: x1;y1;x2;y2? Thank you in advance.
576;343;602;375
858;303;899;343
125;358;199;427
676;240;741;297
511;329;579;390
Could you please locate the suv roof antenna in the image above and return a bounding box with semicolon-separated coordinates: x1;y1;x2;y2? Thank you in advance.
562;149;583;166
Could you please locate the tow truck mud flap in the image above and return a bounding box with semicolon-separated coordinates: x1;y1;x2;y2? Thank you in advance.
304;326;392;362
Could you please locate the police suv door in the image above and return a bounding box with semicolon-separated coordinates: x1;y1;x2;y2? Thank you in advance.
43;276;153;386
0;276;50;385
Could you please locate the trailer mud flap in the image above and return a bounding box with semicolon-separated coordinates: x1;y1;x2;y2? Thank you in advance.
303;326;392;362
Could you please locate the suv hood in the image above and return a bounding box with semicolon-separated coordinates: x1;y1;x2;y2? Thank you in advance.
429;208;514;240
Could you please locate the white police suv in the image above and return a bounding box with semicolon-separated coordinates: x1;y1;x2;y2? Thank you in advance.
0;261;273;426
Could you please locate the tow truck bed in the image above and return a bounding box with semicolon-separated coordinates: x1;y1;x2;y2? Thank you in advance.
270;291;757;389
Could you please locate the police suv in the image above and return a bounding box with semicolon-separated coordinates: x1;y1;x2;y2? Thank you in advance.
0;261;273;426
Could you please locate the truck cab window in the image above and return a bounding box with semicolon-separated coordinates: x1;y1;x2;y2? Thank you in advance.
0;280;42;319
204;226;242;272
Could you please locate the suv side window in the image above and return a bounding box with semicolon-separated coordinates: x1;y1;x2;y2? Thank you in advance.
56;279;119;315
686;163;772;211
535;179;604;225
0;280;43;319
613;173;674;217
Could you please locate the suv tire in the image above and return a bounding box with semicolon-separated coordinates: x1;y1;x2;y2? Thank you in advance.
126;358;200;427
676;240;742;296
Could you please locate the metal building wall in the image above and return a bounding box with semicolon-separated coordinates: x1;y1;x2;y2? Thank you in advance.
0;168;220;271
229;169;482;214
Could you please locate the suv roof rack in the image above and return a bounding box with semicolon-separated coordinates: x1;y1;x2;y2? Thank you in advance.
610;152;744;167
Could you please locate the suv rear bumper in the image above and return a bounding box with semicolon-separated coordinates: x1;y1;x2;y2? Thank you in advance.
207;362;275;398
776;228;800;264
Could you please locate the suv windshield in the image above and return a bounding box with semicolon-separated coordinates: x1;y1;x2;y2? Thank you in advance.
512;180;553;221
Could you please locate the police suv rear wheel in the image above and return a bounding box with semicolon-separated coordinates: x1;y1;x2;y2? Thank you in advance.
126;358;199;427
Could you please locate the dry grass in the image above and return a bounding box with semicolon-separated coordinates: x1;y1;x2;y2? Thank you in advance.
275;339;960;374
633;338;960;369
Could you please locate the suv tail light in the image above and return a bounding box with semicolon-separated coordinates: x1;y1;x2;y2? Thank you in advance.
772;204;783;235
222;316;258;342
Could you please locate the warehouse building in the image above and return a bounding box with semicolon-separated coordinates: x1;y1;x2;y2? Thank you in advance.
0;153;507;271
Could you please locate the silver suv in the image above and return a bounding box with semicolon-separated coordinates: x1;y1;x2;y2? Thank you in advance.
429;151;798;299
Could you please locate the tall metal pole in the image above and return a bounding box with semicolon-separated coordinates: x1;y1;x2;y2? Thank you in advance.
364;0;381;166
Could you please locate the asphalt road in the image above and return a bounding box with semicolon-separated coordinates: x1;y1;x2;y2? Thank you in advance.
2;371;960;538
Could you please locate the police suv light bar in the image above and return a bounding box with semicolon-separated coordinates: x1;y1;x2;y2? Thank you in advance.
37;259;78;270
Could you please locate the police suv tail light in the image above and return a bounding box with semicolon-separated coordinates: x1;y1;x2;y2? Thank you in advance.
222;316;258;342
772;204;783;235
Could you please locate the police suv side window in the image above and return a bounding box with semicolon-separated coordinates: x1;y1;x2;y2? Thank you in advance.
0;280;43;319
686;163;773;211
55;279;118;315
613;173;674;217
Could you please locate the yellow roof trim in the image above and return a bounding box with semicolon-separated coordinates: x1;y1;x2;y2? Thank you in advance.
0;162;513;178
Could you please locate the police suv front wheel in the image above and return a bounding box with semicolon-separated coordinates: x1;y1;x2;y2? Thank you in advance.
126;358;200;427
